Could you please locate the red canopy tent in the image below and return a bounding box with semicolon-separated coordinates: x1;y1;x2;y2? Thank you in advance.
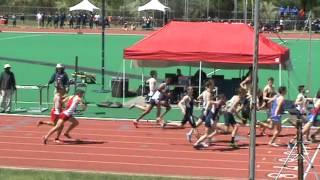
121;21;290;103
124;21;290;68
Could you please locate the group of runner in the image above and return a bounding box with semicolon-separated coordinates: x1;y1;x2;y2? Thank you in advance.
39;65;320;149
37;87;87;144
130;70;320;149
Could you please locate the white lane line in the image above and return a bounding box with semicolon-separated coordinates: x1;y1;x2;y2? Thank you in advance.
0;141;304;157
0;148;284;165
0;155;274;172
0;130;298;147
0;34;43;41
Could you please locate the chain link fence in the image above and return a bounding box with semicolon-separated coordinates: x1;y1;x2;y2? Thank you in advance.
0;5;319;32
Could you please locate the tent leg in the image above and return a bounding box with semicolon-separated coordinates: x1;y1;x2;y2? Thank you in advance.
279;63;282;86
123;59;126;105
142;67;145;96
198;61;202;98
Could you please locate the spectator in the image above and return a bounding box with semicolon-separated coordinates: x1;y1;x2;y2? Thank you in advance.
89;13;94;29
36;12;42;28
46;13;52;27
68;13;74;29
41;12;45;28
0;64;16;113
48;64;69;93
12;14;16;27
76;13;81;29
20;13;25;24
94;14;100;28
60;13;66;28
53;13;59;28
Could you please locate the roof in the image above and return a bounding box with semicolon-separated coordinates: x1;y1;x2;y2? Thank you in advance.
70;0;99;12
124;21;290;69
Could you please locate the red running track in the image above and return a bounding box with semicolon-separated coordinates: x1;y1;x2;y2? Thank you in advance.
0;115;319;179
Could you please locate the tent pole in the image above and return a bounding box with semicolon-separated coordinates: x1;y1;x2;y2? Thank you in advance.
142;67;145;96
249;0;260;179
279;63;282;86
198;61;202;98
307;11;312;94
123;59;126;105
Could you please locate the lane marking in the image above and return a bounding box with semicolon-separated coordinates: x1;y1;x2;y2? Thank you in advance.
0;34;43;41
0;155;275;172
0;148;287;165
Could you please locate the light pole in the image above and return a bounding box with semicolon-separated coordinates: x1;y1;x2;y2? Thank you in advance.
249;0;260;179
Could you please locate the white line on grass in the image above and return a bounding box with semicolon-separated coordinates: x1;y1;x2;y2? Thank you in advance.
0;34;43;41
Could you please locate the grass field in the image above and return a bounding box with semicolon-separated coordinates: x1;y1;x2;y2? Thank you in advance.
0;32;319;120
0;168;186;180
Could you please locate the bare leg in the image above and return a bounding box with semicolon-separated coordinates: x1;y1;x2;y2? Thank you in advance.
269;122;281;146
64;117;79;138
134;104;147;111
135;104;153;122
43;119;64;144
194;127;212;146
55;124;64;140
230;124;239;148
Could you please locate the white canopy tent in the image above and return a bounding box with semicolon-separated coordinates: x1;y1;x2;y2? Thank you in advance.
138;0;169;12
69;0;100;12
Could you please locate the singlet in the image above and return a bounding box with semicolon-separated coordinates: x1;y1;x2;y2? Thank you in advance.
185;96;194;114
271;95;285;116
147;77;157;95
226;96;238;113
63;95;81;116
200;90;211;109
310;99;320;116
295;93;307;114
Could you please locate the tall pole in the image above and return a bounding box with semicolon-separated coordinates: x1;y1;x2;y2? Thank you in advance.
297;119;304;180
249;0;260;179
244;0;248;24
307;11;312;94
101;0;106;90
207;0;210;18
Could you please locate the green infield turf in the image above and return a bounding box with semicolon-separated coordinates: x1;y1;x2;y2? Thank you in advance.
0;168;190;180
0;32;319;121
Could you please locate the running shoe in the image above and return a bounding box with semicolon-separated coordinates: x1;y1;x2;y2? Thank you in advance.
193;144;203;149
42;136;47;145
201;142;209;148
36;120;43;127
230;142;239;148
269;142;280;147
186;133;192;143
54;138;63;144
64;133;72;139
133;120;138;128
288;142;295;149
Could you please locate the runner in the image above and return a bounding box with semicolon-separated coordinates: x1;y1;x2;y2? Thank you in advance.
193;94;226;148
37;87;66;142
288;90;320;147
258;86;287;147
260;77;277;135
131;83;167;128
188;80;215;141
163;86;196;130
42;89;87;144
216;88;247;148
37;87;66;127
